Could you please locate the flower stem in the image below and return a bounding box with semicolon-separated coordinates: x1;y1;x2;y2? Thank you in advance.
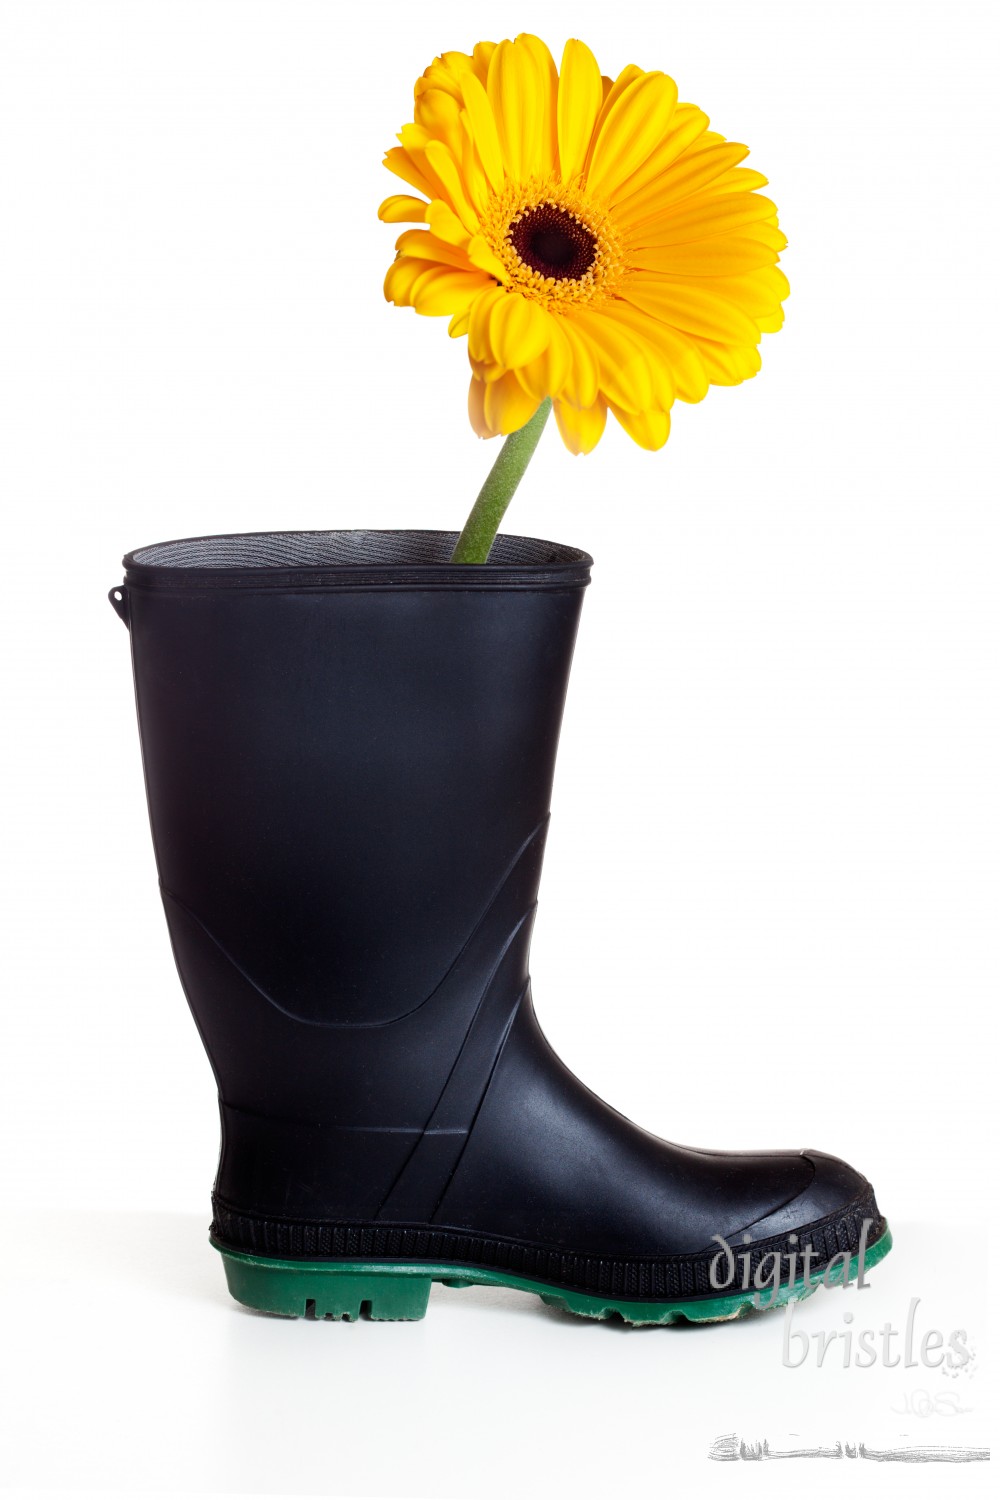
450;398;553;563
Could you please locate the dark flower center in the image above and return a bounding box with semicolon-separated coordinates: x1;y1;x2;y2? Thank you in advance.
507;203;597;281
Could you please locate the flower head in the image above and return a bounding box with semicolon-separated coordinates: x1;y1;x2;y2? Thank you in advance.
381;35;789;453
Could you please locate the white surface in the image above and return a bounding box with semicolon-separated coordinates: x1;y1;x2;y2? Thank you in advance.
0;1;995;1495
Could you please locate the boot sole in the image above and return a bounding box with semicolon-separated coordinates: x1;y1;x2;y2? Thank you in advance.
211;1223;892;1325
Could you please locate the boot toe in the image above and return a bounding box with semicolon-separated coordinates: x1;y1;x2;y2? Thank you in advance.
734;1148;871;1242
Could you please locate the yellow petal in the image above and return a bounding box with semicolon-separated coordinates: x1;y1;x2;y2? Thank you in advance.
586;71;679;201
422;140;481;233
483;369;541;434
419;52;476;104
459;72;505;194
468;374;492;437
487;37;541;182
747;223;787;255
467;285;507;363
700;267;791;321
411;267;495;318
398;122;430;154
469;355;506;383
449;308;471;338
427;200;469;245
611;141;749;224
557;38;603;183
423;47;497;100
592;305;674;411
378;194;429;224
383;256;428;306
515;33;559;176
632;219;791;261
467;354;503;384
458;123;492;216
586;63;643;155
658;141;752;199
633;193;778;248
553;398;607;454
517;317;574;401
693;341;762;385
414;88;465;157
466;234;507;279
487;292;553;368
619;277;762;344
557;317;600;407
603;301;708;403
611;106;711;222
608;402;671;450
629;236;782;276
383;146;436;198
471;42;497;88
706;166;770;197
394;229;475;270
569;307;656;413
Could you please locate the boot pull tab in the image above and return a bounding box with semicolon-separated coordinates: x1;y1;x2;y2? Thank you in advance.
108;585;130;627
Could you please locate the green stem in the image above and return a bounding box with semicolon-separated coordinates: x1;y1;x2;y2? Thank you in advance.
450;398;553;564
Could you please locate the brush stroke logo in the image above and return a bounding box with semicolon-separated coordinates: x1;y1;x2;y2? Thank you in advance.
708;1434;989;1463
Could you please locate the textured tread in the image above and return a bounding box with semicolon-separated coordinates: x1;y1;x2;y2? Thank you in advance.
214;1224;892;1327
212;1186;884;1302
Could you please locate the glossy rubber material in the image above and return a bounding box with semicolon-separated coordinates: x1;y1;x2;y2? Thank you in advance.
215;1225;894;1326
114;530;889;1317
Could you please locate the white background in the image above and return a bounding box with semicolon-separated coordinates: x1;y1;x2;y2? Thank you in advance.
1;0;996;1495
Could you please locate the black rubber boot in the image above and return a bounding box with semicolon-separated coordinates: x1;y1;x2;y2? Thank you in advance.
111;530;890;1324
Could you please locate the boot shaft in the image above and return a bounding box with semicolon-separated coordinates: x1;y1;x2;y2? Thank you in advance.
118;530;590;1217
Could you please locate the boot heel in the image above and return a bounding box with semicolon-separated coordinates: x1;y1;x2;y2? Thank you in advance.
215;1246;432;1321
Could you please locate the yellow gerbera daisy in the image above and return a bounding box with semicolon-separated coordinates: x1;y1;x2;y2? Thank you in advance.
380;34;789;455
